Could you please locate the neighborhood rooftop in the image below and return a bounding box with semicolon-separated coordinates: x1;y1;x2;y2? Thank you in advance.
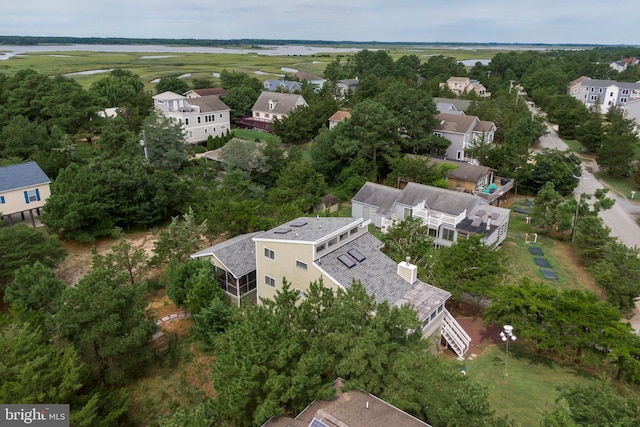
191;231;264;278
0;162;51;193
255;217;360;242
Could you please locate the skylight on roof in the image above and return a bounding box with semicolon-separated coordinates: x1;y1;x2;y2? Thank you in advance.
309;418;330;427
347;249;366;262
490;212;499;220
273;228;291;234
338;254;356;269
290;221;308;227
471;218;482;228
475;209;486;217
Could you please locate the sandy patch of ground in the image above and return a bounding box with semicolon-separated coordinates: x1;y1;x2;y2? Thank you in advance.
54;230;161;286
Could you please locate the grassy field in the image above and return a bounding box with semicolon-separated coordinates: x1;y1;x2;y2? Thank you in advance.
500;198;597;292
0;44;503;90
462;344;596;426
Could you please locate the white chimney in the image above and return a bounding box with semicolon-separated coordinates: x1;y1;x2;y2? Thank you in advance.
486;218;491;230
397;256;417;284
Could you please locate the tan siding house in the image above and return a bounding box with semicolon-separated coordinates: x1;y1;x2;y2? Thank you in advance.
0;162;51;226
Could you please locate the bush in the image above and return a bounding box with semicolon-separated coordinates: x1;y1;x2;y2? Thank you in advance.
194;145;207;154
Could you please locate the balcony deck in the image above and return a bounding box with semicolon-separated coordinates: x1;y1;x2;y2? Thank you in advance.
473;177;514;203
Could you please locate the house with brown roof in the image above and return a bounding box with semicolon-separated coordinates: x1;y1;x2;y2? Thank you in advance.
152;91;231;144
328;110;351;129
262;378;432;427
433;113;496;161
439;77;490;98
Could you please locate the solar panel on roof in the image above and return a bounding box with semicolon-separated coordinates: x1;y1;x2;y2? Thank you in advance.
309;418;330;427
490;212;499;220
338;254;356;268
273;228;291;234
290;221;308;227
348;249;366;262
475;209;486;217
471;218;482;227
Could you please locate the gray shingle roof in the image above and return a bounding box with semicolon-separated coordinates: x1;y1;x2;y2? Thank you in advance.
409;155;494;183
185;95;230;113
191;231;264;278
0;162;50;192
580;78;640;90
252;91;307;116
317;233;449;310
351;182;402;216
396;182;485;215
435;113;478;134
256;217;360;243
433;97;473;111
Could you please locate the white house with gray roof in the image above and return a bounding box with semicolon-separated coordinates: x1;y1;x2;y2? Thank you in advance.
352;182;510;248
0;162;51;226
152;91;231;144
251;91;307;124
568;76;640;114
434;113;496;162
192;216;471;357
263;80;303;93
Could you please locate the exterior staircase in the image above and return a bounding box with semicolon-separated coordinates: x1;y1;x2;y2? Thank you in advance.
441;308;472;359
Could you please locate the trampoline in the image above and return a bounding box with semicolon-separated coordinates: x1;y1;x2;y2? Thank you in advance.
534;257;551;268
513;207;531;214
528;247;544;256
541;269;558;280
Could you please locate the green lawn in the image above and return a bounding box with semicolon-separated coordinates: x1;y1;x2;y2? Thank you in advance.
463;344;595;426
595;171;640;199
232;129;281;144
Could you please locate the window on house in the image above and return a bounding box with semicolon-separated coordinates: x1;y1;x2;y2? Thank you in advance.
350;227;359;235
316;243;326;252
188;131;193;138
598;88;603;93
442;229;455;241
255;112;260;117
433;132;442;137
220;113;223;118
0;195;5;204
590;95;597;101
264;248;275;260
265;113;270;118
204;128;207;133
404;208;412;218
621;97;628;103
265;276;276;287
328;237;338;247
437;304;443;314
339;232;349;241
197;117;201;123
457;151;463;160
185;118;189;125
428;228;437;237
623;89;630;95
25;189;39;203
296;260;308;270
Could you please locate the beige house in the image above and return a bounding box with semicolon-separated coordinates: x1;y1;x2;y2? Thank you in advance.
251;91;308;124
328;110;351;129
0;162;51;226
439;77;490;98
152;91;231;144
192;216;471;357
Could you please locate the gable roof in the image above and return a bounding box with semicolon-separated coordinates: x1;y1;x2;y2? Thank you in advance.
263;80;303;93
191;231;264;278
184;95;230;113
435;113;479;134
416;156;494;182
317;232;450;307
474;120;496;134
252;91;307;115
292;70;323;82
328;110;351;122
352;182;402;216
433;97;473;112
264;378;432;427
187;88;227;97
152;91;185;101
0;162;51;192
336;78;359;87
573;77;640;90
396;182;485;215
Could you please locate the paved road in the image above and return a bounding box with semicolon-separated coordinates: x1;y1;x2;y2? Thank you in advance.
533;105;640;249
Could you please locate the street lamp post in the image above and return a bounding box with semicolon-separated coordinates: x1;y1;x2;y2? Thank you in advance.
139;130;149;162
500;325;517;378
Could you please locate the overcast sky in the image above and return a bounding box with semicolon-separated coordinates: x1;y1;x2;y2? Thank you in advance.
2;1;638;45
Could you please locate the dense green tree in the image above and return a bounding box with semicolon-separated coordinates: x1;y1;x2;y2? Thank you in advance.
524;149;580;196
157;401;219;427
4;261;65;313
0;224;66;290
575;109;605;152
431;234;506;301
220;86;261;118
380;216;434;269
89;69;145;107
192;298;237;350
573;216;615;261
164;258;214;307
91;235;149;286
541;381;640;426
42;158;175;241
588;242;640;310
151;207;208;265
140;111;189;171
597;106;639;176
268;160;327;213
531;182;564;233
49;267;154;385
156;77;189;95
95;116;140;159
383;155;453;188
191;78;214;89
217;139;269;173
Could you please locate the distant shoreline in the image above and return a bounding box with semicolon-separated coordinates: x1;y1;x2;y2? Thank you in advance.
0;35;625;49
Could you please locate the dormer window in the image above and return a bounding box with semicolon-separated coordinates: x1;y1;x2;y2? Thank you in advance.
268;100;276;110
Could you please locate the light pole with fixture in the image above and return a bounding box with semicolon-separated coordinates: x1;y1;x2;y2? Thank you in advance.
500;325;517;377
139;130;149;162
